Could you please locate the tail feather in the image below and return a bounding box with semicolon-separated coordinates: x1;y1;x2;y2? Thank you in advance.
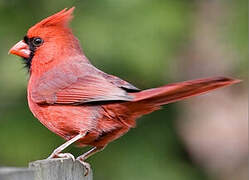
132;77;240;106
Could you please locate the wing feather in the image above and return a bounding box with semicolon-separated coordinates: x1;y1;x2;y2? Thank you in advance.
31;61;134;105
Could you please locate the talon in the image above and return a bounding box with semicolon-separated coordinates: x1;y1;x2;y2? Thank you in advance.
57;153;75;161
76;157;91;176
47;152;75;161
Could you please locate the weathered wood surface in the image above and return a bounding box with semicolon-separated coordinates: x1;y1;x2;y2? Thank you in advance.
0;158;92;180
0;167;34;180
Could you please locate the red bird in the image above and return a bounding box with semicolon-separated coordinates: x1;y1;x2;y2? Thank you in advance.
9;7;239;172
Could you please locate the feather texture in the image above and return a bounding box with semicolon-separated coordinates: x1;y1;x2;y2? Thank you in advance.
31;60;135;104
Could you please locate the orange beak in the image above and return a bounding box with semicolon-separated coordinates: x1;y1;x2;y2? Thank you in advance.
9;40;30;58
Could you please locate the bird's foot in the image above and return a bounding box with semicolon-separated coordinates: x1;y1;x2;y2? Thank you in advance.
47;152;75;161
76;157;91;176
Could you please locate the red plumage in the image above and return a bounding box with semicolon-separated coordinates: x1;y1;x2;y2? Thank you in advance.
9;8;239;172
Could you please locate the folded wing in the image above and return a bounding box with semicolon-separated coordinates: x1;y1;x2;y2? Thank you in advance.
31;61;135;105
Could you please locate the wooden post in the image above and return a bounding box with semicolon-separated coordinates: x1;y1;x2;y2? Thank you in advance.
0;167;34;180
0;158;92;180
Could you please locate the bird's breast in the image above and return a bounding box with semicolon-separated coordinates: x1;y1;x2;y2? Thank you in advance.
27;84;100;140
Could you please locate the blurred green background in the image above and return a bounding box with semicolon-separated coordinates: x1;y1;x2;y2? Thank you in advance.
0;0;247;180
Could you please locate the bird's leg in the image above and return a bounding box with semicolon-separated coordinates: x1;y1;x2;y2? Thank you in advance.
47;132;87;160
76;146;106;176
77;146;105;161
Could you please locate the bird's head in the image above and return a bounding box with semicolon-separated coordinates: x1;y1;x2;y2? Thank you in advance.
9;7;83;74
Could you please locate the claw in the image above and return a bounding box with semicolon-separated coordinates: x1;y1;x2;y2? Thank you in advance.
47;152;75;161
76;157;91;176
57;153;75;161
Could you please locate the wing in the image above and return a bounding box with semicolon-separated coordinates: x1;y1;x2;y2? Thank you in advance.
98;72;140;92
31;61;134;105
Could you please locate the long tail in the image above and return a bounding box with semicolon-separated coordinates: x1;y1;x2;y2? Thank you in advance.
132;77;240;106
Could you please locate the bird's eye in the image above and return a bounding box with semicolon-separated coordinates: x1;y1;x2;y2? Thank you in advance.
32;37;43;47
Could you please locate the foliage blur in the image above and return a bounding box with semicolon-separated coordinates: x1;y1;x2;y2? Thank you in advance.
0;0;247;180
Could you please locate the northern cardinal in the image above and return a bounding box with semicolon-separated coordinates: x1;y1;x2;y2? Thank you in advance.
9;7;239;173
